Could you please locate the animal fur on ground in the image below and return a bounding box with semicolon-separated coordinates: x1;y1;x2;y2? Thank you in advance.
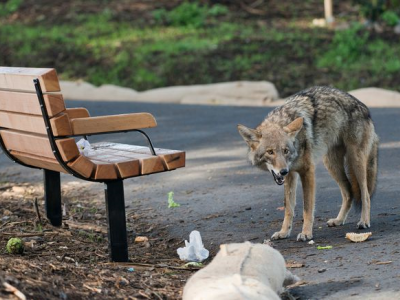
182;242;298;300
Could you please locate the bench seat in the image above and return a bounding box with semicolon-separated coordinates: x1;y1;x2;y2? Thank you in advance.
82;142;185;180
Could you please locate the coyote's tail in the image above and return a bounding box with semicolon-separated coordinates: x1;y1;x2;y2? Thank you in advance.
349;135;379;210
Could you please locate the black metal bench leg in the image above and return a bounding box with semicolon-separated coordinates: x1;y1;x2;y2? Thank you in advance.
44;169;62;226
105;180;129;262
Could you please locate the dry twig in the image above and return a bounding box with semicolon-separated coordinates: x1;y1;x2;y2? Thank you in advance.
240;1;267;15
34;197;43;226
65;220;107;234
3;282;27;300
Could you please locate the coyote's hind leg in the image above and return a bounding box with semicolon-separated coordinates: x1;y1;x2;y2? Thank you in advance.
323;146;353;227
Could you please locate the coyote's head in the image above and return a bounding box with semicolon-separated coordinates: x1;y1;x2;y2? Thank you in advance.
237;117;303;185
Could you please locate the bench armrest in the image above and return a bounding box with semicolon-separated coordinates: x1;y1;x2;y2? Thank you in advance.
70;113;157;135
66;108;90;119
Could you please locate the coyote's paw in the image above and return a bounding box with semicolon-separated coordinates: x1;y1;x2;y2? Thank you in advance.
297;232;313;242
327;218;344;227
357;220;370;229
271;231;290;240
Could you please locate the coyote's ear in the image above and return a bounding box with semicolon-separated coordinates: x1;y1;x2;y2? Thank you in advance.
237;124;260;150
283;117;303;138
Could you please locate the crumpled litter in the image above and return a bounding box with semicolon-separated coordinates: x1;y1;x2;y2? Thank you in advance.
177;230;209;262
76;138;94;156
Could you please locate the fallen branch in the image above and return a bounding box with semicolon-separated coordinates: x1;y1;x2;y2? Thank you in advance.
240;1;267;16
65;220;107;234
0;232;44;237
34;197;43;227
104;262;201;271
3;282;27;300
0;185;13;191
248;0;265;8
287;280;309;288
375;261;392;265
83;284;101;293
0;220;11;230
286;262;304;268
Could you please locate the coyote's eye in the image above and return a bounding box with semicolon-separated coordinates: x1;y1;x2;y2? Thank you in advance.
283;148;289;154
266;149;274;155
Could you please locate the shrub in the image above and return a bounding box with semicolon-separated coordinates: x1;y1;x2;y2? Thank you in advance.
317;25;369;69
381;10;400;26
0;0;23;17
152;2;228;28
353;0;400;22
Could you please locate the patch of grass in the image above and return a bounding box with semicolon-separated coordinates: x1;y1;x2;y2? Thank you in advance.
381;10;400;26
317;25;400;90
152;2;228;28
317;25;369;69
0;0;23;17
78;230;103;243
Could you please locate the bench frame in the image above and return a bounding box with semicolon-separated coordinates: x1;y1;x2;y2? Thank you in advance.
0;79;161;261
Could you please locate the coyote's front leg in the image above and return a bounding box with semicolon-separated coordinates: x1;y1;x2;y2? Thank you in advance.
297;163;315;241
271;172;298;240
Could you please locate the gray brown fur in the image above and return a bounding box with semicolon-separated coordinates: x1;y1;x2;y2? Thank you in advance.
238;86;379;241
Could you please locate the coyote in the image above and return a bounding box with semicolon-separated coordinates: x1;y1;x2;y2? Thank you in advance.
237;86;378;241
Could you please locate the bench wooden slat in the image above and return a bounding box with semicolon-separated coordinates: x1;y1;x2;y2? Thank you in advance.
55;138;81;161
0;67;60;92
1;130;79;161
50;113;73;136
0;91;65;117
0;111;73;136
70;113;157;135
160;151;186;170
89;158;141;179
0;111;46;134
10;150;67;173
115;160;140;178
67;155;95;178
92;163;119;180
140;156;165;175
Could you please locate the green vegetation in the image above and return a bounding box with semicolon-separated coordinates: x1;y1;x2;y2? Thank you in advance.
153;2;228;28
381;10;400;26
0;0;23;17
317;24;400;90
1;1;399;96
354;0;400;23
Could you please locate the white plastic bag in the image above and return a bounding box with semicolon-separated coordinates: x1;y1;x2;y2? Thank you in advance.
76;138;93;156
177;230;209;262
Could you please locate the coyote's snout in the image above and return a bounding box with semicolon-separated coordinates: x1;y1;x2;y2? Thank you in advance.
238;86;379;242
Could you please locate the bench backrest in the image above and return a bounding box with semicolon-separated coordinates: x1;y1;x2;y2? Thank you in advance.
0;67;80;173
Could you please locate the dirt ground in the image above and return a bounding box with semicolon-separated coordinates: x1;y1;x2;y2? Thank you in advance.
0;182;194;300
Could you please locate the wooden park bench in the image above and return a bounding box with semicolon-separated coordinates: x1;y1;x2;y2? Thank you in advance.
0;67;185;261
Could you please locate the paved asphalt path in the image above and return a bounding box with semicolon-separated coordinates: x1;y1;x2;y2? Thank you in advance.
1;100;400;299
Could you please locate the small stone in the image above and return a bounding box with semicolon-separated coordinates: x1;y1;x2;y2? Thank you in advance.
318;268;327;273
3;209;12;216
12;186;25;194
394;24;400;34
1;216;10;221
245;207;251;211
